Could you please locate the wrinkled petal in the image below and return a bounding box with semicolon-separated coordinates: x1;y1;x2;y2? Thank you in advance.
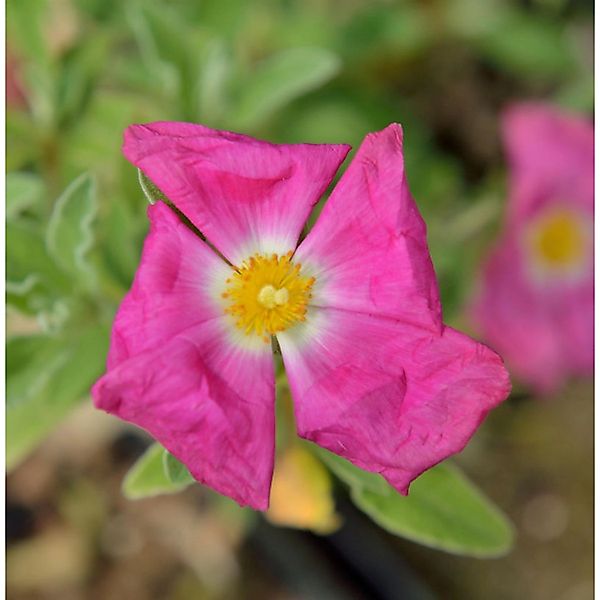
294;123;441;331
502;103;594;224
123;122;350;265
107;201;234;368
94;327;275;509
94;201;275;509
278;308;510;494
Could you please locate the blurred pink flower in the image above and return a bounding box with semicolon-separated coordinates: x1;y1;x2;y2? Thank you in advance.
93;122;510;510
472;103;593;394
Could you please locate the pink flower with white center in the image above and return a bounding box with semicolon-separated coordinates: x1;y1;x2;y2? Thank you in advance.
472;103;593;394
92;122;510;510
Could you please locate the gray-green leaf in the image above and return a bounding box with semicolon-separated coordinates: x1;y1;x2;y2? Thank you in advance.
163;451;195;485
122;443;194;499
7;323;110;469
351;462;514;557
233;47;341;129
6;172;44;220
314;446;389;494
46;173;98;279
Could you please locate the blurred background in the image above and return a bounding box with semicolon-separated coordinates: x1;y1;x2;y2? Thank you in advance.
6;0;593;598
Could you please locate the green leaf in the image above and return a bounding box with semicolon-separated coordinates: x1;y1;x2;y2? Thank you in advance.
46;173;98;279
351;463;514;557
98;199;143;290
163;451;195;485
314;447;389;494
122;443;193;499
56;33;111;128
7;0;50;67
233;47;341;129
6;323;110;469
7;220;71;318
196;40;232;124
6;172;44;220
479;11;575;79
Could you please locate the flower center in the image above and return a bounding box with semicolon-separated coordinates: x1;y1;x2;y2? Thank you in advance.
527;207;588;270
222;252;315;341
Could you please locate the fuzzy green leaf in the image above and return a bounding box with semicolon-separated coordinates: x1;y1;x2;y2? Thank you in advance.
46;173;98;278
233;47;341;129
351;462;514;557
122;443;193;499
6;172;44;220
6;323;110;469
163;451;195;485
314;447;389;494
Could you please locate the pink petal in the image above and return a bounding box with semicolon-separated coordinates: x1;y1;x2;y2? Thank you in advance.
502;102;594;224
95;201;275;509
107;201;232;368
278;308;510;494
294;123;441;331
93;325;275;510
123;122;351;265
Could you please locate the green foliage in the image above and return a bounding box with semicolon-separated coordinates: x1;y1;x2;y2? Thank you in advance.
46;173;98;281
315;447;389;494
7;323;109;469
479;11;575;79
231;47;341;130
6;172;44;220
6;173;111;466
318;449;513;557
163;451;195;486
122;444;194;499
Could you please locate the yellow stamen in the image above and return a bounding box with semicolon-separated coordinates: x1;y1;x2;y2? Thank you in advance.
527;207;588;269
223;252;314;340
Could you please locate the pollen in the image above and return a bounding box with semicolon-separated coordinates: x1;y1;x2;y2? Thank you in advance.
223;252;315;341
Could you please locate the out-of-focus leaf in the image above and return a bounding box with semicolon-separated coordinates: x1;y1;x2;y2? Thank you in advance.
7;0;50;66
232;47;341;129
7;220;71;317
6;112;40;171
7;335;64;409
122;443;193;499
46;173;97;279
61;90;157;183
196;40;232;125
163;451;195;486
314;447;389;494
6;172;44;220
56;33;111;128
442;0;510;38
99;199;143;290
351;463;514;557
6;323;110;469
479;12;575;78
556;75;594;113
127;1;209;118
126;1;178;93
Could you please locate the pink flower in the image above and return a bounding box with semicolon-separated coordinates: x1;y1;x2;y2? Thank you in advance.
472;103;593;394
93;122;510;510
